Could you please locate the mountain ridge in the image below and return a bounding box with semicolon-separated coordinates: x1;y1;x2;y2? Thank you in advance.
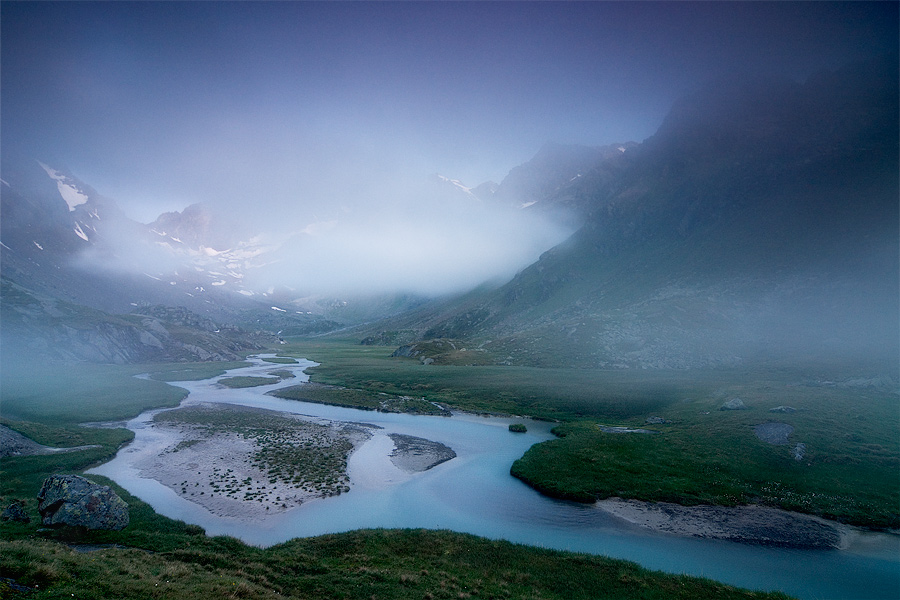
358;56;899;370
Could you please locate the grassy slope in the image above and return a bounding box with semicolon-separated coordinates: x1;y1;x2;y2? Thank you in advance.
280;338;900;528
0;355;790;599
0;527;791;600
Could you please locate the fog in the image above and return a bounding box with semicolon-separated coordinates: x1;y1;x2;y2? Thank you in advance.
3;2;896;298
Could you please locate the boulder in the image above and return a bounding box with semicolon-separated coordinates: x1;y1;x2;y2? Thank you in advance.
720;398;747;411
769;406;797;413
37;474;129;530
1;502;30;523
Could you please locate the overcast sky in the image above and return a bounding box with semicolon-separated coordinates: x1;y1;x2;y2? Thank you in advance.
4;1;895;223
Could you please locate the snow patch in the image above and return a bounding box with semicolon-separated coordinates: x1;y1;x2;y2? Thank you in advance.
38;162;89;211
618;146;627;153
237;290;255;297
73;223;89;242
0;241;11;250
437;174;478;199
33;241;44;250
211;280;226;286
143;273;162;281
271;306;287;312
0;178;9;187
519;201;538;209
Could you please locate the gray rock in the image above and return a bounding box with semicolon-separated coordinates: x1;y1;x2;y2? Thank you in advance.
720;398;747;411
37;474;129;530
2;502;30;523
645;416;670;424
769;406;797;413
793;443;807;461
754;422;794;445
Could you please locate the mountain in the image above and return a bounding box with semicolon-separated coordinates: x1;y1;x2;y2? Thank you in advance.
361;57;900;371
0;277;272;364
490;142;638;227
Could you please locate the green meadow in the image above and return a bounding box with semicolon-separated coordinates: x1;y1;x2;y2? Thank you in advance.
0;350;796;599
279;338;900;529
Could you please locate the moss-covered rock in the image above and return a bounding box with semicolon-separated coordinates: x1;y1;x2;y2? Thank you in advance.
37;474;129;530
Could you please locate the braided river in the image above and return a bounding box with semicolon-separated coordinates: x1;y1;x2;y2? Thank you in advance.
89;356;899;600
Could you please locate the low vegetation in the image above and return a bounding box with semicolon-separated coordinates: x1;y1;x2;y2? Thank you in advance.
1;344;891;597
508;423;528;433
0;525;791;600
155;405;356;497
277;339;900;529
0;367;789;599
262;356;299;364
217;375;281;388
270;382;449;415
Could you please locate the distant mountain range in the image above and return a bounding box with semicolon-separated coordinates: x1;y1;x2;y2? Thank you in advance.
2;56;896;370
360;56;899;371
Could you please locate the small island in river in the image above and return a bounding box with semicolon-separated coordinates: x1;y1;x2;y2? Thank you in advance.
138;403;454;521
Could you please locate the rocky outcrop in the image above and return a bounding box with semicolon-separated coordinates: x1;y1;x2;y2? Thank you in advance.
720;398;747;411
37;474;129;530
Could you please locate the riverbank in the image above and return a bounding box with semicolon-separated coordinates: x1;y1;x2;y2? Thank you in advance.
0;424;100;457
596;498;848;550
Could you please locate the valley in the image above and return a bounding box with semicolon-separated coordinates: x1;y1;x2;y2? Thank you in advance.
1;24;898;599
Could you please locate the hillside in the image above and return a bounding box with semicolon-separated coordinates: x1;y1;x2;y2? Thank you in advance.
360;57;899;371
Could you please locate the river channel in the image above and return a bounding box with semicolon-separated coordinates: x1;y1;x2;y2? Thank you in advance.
88;356;899;600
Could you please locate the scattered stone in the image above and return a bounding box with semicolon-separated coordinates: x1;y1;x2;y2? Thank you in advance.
720;398;747;411
753;422;794;445
793;443;807;461
769;406;797;413
37;474;129;530
1;502;30;523
645;416;670;425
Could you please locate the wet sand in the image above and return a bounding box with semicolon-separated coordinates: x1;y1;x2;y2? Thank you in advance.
596;497;847;549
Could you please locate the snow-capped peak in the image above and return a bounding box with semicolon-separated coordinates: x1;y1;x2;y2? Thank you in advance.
435;174;479;200
38;161;90;211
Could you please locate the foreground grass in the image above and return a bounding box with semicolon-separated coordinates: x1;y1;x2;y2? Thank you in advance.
0;525;792;600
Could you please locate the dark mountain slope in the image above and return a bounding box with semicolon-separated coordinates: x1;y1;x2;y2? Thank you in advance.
0;277;270;364
368;57;899;370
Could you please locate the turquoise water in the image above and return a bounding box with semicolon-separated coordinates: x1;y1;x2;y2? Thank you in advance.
89;356;900;600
